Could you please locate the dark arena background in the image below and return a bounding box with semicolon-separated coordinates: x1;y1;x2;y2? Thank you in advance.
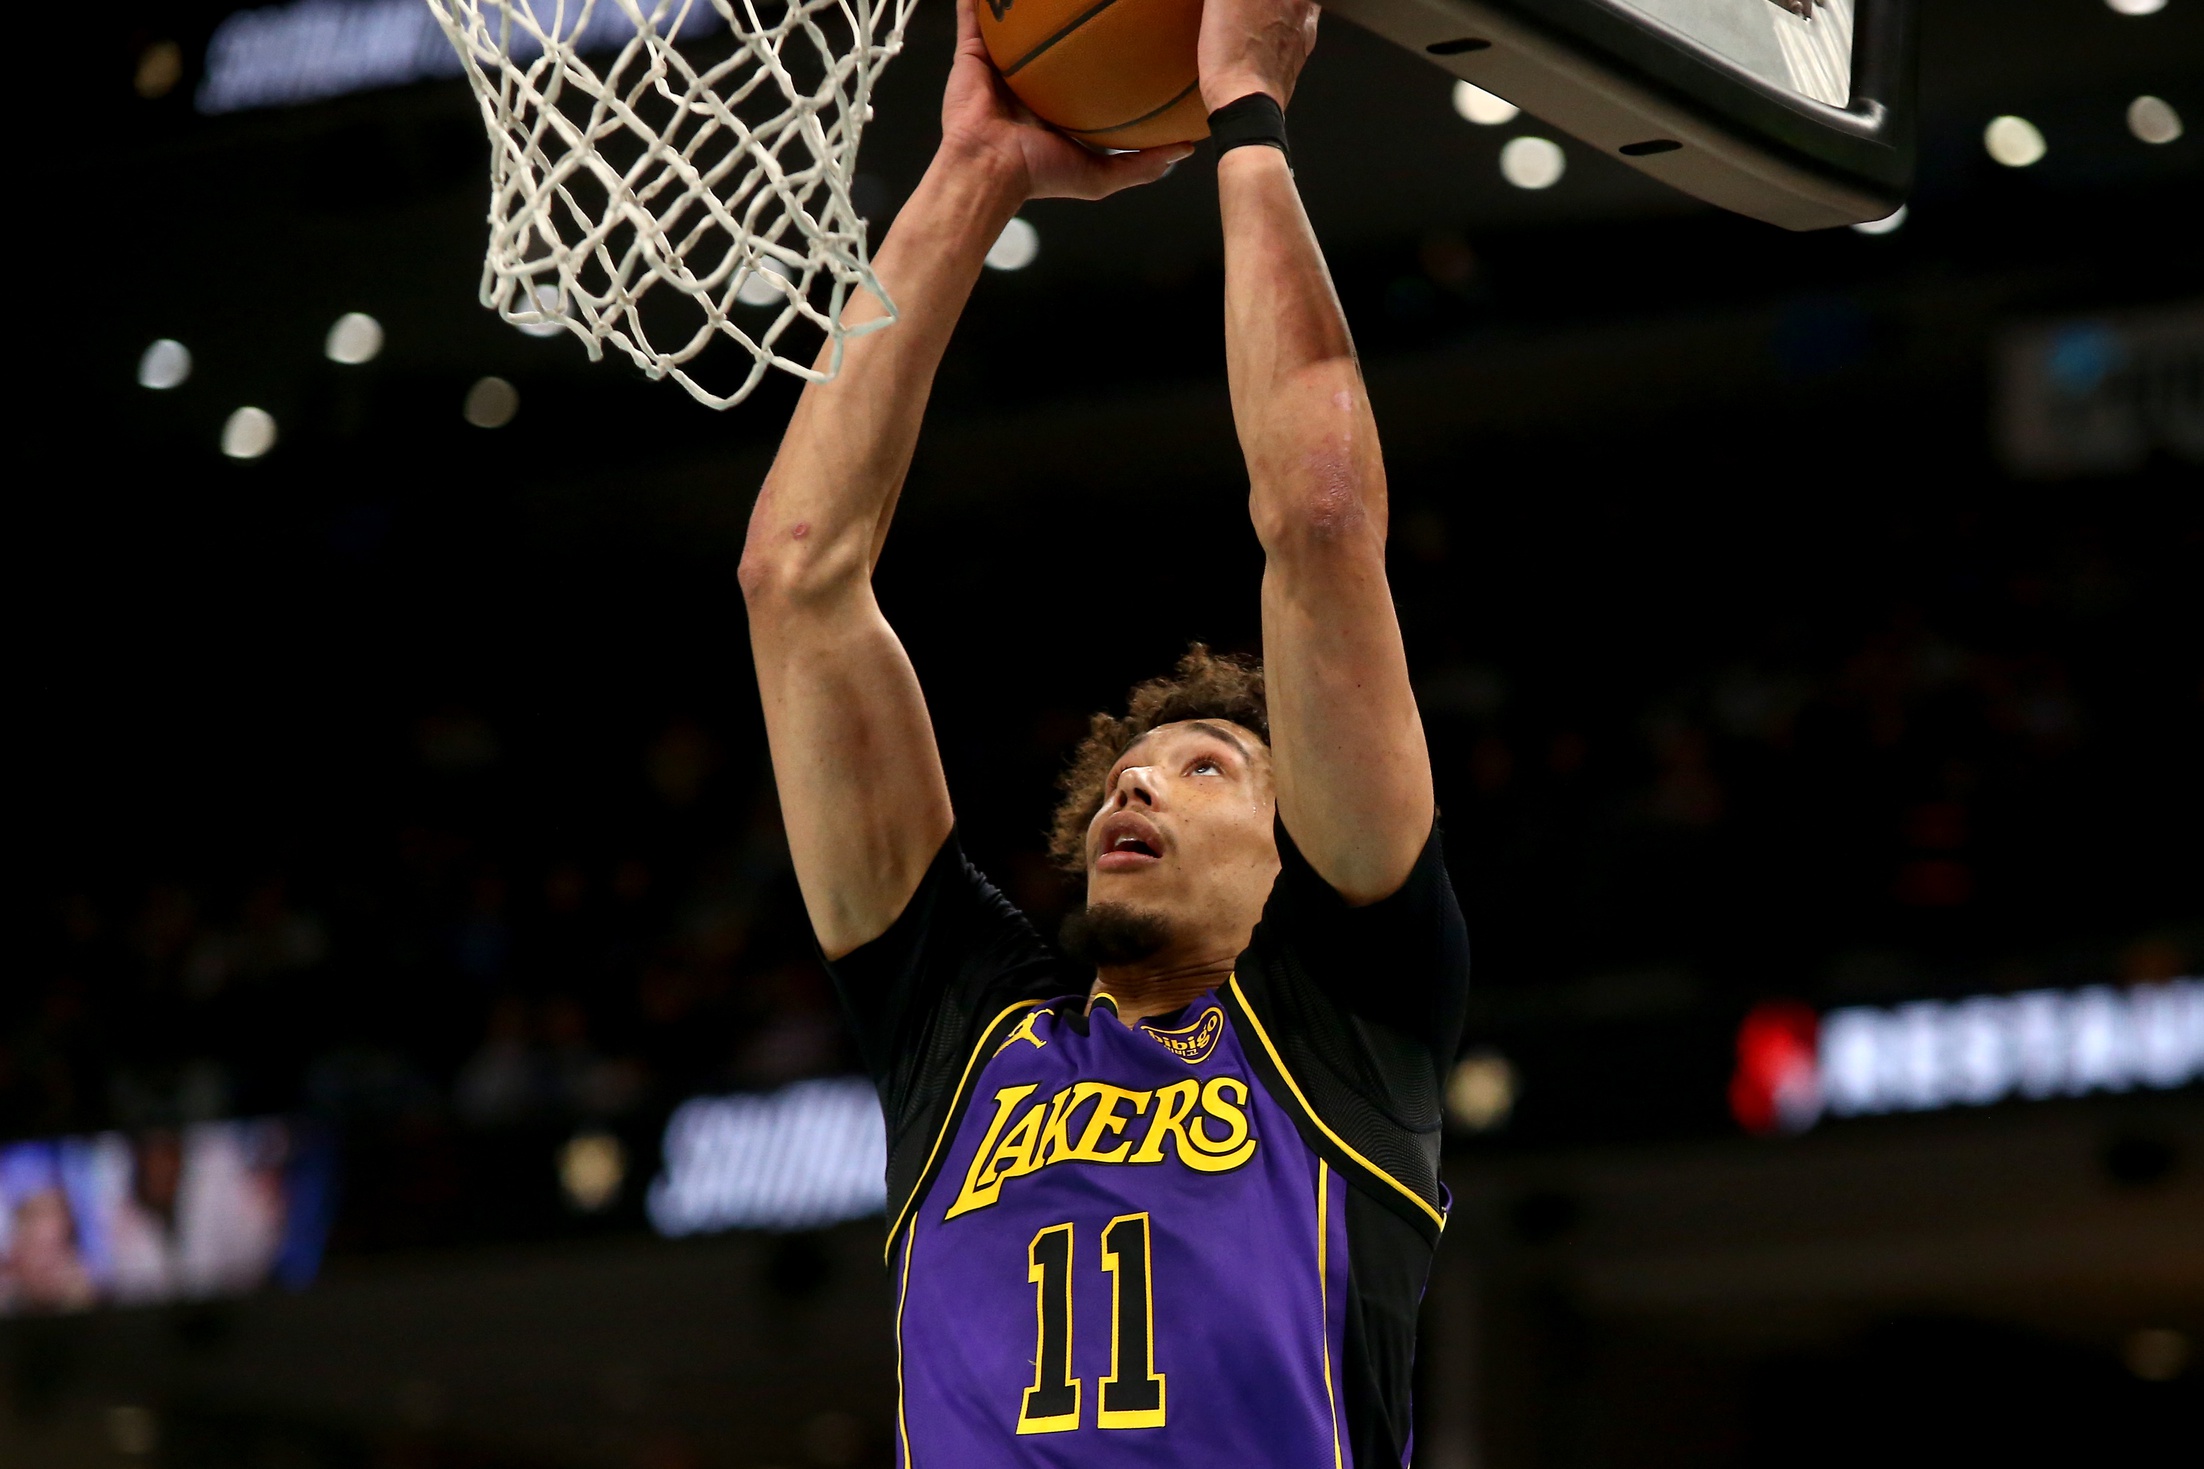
10;1;2202;1466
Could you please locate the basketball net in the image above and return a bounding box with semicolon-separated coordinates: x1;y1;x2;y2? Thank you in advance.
425;0;914;408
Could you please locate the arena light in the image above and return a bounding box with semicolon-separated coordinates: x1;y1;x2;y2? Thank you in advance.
1984;115;2047;168
557;1130;625;1212
221;406;277;459
647;1077;886;1235
514;284;565;338
1499;136;1566;190
1731;977;2204;1134
2127;95;2183;145
137;339;191;390
462;377;519;429
1851;204;1907;235
324;311;384;365
2104;0;2166;14
1451;80;1519;126
135;41;184;100
986;217;1039;272
736;259;789;307
1446;1051;1518;1131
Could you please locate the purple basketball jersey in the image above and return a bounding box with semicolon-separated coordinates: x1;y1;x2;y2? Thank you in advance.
827;826;1468;1469
895;993;1351;1466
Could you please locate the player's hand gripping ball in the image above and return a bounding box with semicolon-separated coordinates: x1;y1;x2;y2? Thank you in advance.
977;0;1210;150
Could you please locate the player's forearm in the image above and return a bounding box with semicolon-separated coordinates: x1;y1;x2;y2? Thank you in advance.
741;147;1021;608
1222;145;1430;902
1216;145;1385;562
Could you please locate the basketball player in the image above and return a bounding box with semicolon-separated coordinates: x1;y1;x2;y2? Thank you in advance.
740;0;1467;1460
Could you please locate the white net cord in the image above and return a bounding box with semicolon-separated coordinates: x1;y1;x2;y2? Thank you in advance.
424;0;914;408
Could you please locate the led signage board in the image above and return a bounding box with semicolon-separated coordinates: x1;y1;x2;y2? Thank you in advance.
647;1077;887;1236
0;1119;332;1315
1731;978;2204;1135
197;0;720;113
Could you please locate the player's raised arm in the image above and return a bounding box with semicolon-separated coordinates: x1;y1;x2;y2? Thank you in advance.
741;0;1190;958
1202;0;1435;906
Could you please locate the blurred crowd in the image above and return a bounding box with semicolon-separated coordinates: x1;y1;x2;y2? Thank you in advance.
11;711;835;1157
1390;502;2200;997
8;506;2198;1175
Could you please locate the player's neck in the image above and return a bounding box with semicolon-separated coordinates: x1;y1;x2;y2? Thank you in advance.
1087;956;1234;1028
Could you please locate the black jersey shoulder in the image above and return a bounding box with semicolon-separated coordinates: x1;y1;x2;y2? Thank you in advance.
1225;818;1470;1243
816;832;1063;1251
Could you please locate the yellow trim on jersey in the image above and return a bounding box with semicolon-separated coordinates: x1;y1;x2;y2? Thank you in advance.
1317;1162;1344;1469
883;997;1048;1264
1227;973;1447;1232
894;1224;917;1465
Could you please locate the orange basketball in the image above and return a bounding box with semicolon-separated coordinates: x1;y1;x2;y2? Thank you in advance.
978;0;1209;151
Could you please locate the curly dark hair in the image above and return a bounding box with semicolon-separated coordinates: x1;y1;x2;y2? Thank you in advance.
1048;645;1268;874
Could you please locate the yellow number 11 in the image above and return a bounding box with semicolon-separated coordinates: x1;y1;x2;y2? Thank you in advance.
1016;1213;1167;1434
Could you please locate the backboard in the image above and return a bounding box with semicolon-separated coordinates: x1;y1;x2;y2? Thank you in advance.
1325;0;1917;228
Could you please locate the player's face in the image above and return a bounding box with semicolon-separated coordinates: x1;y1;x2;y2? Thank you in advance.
1084;720;1280;955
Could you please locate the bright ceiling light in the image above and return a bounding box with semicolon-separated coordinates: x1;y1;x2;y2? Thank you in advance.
1446;1051;1518;1131
2104;0;2165;14
324;311;384;365
558;1131;626;1212
736;259;788;307
517;284;565;337
221;407;276;459
138;339;191;390
1452;80;1520;126
1984;115;2047;167
464;376;519;429
986;217;1039;271
2127;95;2184;144
134;40;183;100
1499;136;1566;190
1851;204;1907;235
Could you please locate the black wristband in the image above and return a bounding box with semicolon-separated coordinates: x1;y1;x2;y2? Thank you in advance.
1208;92;1291;170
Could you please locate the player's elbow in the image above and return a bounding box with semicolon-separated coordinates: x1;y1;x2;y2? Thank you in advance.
1250;452;1382;561
738;530;866;614
736;537;791;606
1246;373;1385;559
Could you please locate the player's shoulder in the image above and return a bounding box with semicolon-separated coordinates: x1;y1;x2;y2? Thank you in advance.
1232;818;1468;1095
1254;819;1466;969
